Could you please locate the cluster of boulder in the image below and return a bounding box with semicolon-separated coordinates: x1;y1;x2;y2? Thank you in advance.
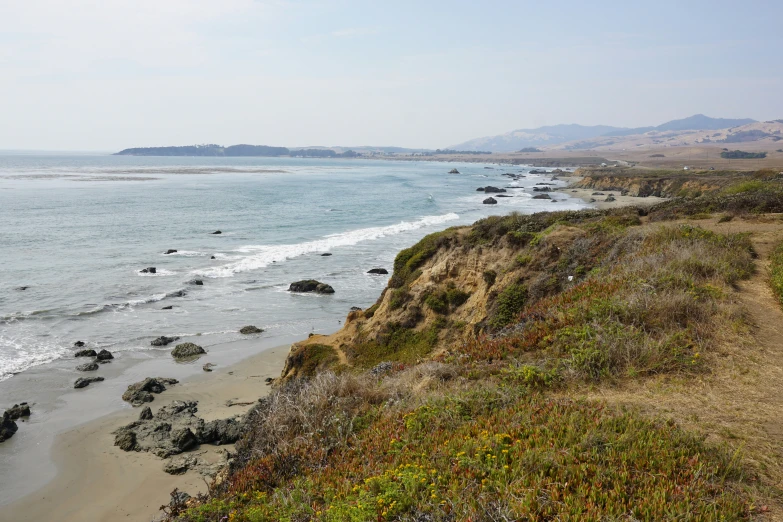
113;400;243;459
73;343;114;388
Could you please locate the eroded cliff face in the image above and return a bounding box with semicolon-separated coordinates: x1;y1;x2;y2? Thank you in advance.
280;210;635;380
569;168;733;197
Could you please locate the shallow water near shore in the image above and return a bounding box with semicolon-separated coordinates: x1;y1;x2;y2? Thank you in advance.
0;154;588;505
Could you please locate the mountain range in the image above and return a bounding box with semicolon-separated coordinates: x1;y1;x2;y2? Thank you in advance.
450;115;758;152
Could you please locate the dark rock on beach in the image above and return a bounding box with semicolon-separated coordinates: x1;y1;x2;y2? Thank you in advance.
164;249;178;255
239;325;263;334
532;194;552;200
139;406;153;420
367;268;388;275
288;280;335;294
203;363;216;372
0;414;18;443
151;336;180;347
122;377;179;406
4;403;31;420
532;186;551;192
483;197;497;205
112;400;243;458
74;376;104;389
73;341;85;347
96;349;114;361
605;195;617;202
171;343;206;359
74;349;97;357
76;362;99;372
140;267;157;274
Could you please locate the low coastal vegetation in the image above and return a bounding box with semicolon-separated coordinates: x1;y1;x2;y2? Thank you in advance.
169;179;783;521
721;150;768;159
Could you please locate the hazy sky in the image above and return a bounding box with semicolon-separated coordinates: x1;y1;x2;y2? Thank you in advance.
1;0;781;150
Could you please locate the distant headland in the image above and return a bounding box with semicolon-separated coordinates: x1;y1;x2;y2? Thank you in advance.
114;144;359;158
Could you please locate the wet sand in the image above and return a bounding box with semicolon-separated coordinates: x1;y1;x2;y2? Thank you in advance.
0;345;289;522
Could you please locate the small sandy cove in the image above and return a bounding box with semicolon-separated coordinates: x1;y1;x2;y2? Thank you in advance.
1;346;289;522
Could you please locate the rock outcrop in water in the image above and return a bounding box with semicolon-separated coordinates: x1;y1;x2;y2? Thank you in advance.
0;413;18;442
151;336;180;347
188;279;204;286
140;267;157;274
96;349;114;361
239;325;263;334
112;400;243;457
73;341;85;347
4;403;30;420
74;349;97;357
74;376;104;389
172;343;206;359
122;377;179;406
288;280;335;294
211;230;222;235
483;197;498;205
367;268;388;275
164;249;178;255
448;168;460;174
481;186;507;193
76;362;99;372
532;194;552;200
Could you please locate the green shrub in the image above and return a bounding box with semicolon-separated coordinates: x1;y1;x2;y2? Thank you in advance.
482;269;497;286
490;282;528;329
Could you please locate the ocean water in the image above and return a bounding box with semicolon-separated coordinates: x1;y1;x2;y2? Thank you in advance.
0;155;587;381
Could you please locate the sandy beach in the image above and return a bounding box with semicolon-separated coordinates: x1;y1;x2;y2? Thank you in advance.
0;345;289;522
557;184;668;210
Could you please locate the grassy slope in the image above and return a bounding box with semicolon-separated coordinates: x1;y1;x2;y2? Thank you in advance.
171;177;783;522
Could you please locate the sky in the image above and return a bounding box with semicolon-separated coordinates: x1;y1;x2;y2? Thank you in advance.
0;0;781;151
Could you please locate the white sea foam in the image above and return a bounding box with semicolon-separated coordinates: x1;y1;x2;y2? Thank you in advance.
198;213;460;278
0;332;69;381
165;250;210;257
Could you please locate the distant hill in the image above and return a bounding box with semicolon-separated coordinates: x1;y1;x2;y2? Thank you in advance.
450;124;626;153
451;115;758;152
605;114;757;137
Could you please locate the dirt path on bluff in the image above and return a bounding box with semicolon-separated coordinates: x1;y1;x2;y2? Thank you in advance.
586;216;783;519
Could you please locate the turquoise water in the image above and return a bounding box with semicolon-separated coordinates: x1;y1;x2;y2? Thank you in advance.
0;155;587;380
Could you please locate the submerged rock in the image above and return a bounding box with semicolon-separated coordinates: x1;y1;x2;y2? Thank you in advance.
288;280;335;294
4;403;31;420
532;194;552;200
73;341;85;347
96;349;114;361
140;267;157;274
122;377;179;406
74;376;105;389
15;286;29;291
367;268;389;275
320;253;332;256
239;325;263;335
164;249;178;255
171;343;206;359
0;414;18;443
482;197;497;205
112;400;243;458
151;335;180;347
76;362;99;372
211;230;222;235
74;349;97;358
161;305;174;310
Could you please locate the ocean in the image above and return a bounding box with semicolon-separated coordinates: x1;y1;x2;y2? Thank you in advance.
0;154;588;503
0;155;586;382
